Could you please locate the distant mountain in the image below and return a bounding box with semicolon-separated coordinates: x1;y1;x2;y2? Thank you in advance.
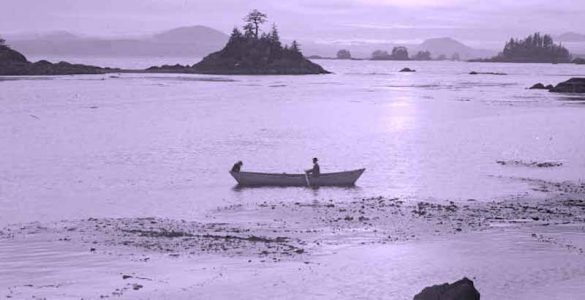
556;32;585;42
415;37;494;60
6;26;229;58
151;26;227;44
299;37;495;60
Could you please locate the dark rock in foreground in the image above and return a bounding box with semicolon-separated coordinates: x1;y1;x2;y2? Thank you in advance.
550;77;585;93
413;277;480;300
400;67;416;72
0;45;117;76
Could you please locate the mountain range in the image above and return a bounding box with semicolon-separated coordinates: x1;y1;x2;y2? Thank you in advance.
5;26;499;60
556;32;585;42
5;26;229;58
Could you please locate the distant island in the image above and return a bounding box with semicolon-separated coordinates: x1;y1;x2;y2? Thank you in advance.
472;33;572;63
0;37;117;75
148;10;329;75
369;46;456;61
0;10;328;76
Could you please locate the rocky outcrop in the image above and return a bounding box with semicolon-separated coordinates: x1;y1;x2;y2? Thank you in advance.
469;71;506;75
146;64;195;73
400;67;416;72
529;83;554;90
0;45;117;75
413;277;480;300
191;43;329;75
550;78;585;93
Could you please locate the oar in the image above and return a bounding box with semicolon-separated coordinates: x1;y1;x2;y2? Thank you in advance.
304;171;311;187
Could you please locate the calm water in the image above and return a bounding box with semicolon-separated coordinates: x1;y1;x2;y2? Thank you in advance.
1;59;585;225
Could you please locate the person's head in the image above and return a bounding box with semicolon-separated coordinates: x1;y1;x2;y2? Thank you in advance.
238;161;243;166
312;157;318;164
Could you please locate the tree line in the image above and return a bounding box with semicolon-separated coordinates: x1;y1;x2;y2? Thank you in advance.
492;33;571;63
223;9;303;60
335;47;460;61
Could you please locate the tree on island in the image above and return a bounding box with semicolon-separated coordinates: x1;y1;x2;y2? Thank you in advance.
391;46;409;60
371;47;410;60
186;9;328;74
290;40;301;53
0;36;6;47
371;50;391;60
269;24;281;48
243;9;267;39
337;49;351;59
490;32;571;63
412;50;431;60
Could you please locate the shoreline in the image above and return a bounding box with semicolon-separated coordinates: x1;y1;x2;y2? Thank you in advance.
2;177;584;298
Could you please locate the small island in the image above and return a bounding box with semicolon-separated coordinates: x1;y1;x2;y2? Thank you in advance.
0;37;117;75
148;10;329;75
472;33;572;63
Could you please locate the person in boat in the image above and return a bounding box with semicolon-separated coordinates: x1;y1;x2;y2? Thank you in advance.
231;161;243;172
305;157;320;177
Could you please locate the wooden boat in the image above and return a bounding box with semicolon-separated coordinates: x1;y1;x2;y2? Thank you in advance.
230;169;365;187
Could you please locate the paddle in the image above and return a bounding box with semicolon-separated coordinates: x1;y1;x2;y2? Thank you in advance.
304;171;311;187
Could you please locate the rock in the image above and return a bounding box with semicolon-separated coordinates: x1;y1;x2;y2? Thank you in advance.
573;57;585;65
400;67;416;72
550;77;585;93
469;71;506;75
529;83;547;89
413;277;480;300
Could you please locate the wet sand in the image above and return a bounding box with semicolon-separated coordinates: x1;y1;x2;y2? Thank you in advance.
1;177;584;299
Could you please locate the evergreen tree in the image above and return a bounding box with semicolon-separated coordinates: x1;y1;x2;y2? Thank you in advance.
337;49;351;59
269;24;281;47
243;23;255;38
497;32;571;63
228;27;243;44
371;50;390;60
291;40;301;53
390;46;409;60
243;9;267;39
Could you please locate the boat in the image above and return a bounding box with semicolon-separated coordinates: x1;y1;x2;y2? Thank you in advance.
229;169;365;187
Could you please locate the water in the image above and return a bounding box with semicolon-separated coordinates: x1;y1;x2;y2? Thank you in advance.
1;59;585;226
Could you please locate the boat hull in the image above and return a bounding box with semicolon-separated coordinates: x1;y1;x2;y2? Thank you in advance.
230;169;365;187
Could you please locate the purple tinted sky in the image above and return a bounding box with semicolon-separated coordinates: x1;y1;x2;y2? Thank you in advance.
1;0;583;47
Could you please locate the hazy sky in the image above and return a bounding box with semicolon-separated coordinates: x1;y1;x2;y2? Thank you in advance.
1;0;583;48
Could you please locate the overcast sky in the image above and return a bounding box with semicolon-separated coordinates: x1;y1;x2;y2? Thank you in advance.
1;0;583;48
